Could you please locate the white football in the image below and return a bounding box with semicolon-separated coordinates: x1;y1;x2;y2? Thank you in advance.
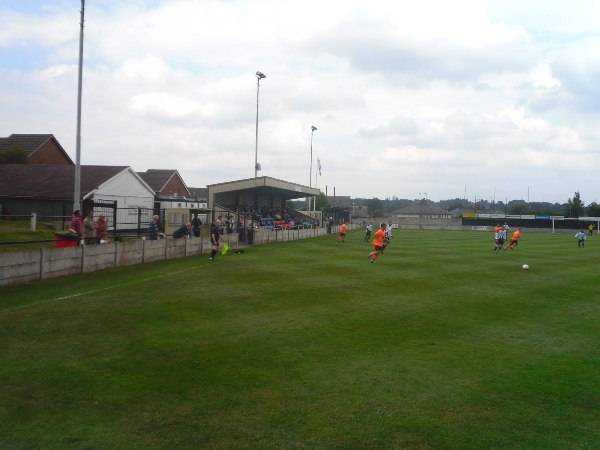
522;264;529;270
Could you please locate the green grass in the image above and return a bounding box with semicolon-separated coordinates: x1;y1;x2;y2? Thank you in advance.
1;230;598;449
0;220;58;253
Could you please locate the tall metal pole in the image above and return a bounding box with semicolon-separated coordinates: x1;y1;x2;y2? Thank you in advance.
254;71;266;178
73;0;85;212
309;126;317;211
314;156;320;214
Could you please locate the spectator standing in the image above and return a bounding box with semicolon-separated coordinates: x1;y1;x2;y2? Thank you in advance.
148;215;160;240
69;210;84;240
95;213;109;243
327;217;334;234
83;210;97;245
191;214;202;237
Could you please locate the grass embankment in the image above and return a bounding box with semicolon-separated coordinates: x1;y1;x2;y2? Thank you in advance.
0;219;59;253
1;230;598;449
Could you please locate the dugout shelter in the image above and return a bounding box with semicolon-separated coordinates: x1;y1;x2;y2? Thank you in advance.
207;176;319;214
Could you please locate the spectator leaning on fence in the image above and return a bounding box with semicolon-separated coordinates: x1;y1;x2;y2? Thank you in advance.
148;215;160;240
83;210;97;245
95;214;109;243
69;210;84;239
173;222;193;239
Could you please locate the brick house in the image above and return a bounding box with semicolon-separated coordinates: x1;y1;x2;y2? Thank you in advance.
0;165;154;225
0;134;74;165
137;169;207;209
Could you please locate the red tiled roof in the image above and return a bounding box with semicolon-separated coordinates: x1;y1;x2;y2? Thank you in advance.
0;134;74;164
0;164;128;199
137;169;177;192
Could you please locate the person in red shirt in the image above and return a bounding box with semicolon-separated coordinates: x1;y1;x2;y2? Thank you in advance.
368;223;387;264
338;222;347;243
69;210;84;239
95;213;109;243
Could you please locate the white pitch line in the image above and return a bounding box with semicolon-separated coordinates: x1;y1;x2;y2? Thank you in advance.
0;265;202;314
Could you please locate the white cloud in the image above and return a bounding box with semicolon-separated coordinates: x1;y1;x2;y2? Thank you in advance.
1;0;599;202
129;92;201;120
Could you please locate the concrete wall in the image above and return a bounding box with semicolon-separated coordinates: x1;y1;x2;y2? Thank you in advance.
0;226;329;287
0;234;225;287
394;217;463;230
354;217;463;231
252;226;325;245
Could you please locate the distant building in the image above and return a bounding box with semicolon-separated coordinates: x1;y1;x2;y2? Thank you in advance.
449;208;477;218
137;169;207;211
393;200;451;219
187;187;208;207
0;134;73;165
351;204;369;218
325;195;352;209
0;164;154;223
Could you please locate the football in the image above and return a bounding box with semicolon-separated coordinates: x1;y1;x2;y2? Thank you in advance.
522;264;529;270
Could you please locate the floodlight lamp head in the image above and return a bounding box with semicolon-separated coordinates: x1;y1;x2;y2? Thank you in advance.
256;71;266;79
311;126;317;131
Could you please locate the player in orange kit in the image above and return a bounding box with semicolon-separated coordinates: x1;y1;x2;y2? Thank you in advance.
504;227;522;250
338;222;347;243
367;223;387;264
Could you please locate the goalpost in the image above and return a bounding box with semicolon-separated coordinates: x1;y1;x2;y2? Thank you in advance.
551;216;600;234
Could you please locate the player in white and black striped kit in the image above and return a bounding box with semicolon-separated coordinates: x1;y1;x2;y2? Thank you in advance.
494;227;506;254
381;222;393;253
363;222;373;242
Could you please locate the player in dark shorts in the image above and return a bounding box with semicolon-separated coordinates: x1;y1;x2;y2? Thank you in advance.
364;222;372;242
209;219;222;261
338;222;347;243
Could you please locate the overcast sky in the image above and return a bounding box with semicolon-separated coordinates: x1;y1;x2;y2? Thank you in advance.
1;0;599;203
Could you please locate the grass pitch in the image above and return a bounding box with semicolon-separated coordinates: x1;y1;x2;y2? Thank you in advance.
1;229;598;449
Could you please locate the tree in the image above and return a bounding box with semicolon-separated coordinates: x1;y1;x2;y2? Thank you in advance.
507;201;531;215
565;191;584;218
0;148;27;164
365;198;384;218
444;199;466;211
586;202;600;217
314;192;330;211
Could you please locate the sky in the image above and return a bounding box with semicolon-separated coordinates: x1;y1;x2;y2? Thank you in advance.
1;0;600;204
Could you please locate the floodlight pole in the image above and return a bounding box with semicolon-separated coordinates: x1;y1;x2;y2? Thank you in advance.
254;71;266;178
73;0;85;212
309;126;317;211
